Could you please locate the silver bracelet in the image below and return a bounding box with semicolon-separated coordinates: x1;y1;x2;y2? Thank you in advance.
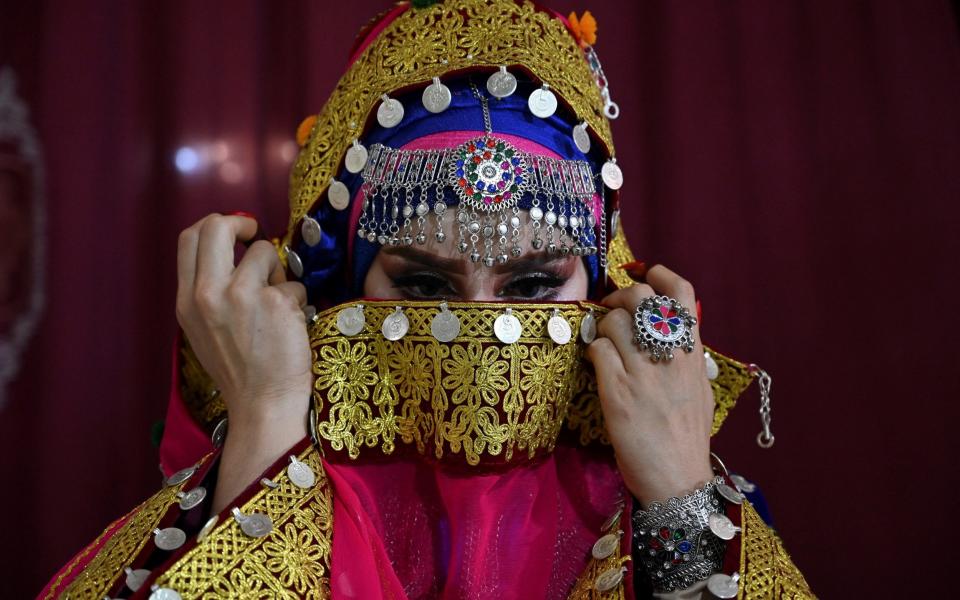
632;477;727;593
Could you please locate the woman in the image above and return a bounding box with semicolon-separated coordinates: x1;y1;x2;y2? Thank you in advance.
41;1;812;598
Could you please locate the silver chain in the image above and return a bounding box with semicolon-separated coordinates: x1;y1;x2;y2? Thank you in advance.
749;364;775;448
469;81;493;134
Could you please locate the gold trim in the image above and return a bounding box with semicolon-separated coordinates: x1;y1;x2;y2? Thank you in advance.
739;501;816;599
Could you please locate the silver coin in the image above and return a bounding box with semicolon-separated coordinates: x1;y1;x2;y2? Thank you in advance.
211;417;228;448
125;567;150;591
377;95;404;128
544;211;557;226
336;305;365;336
530;206;543;221
287;456;316;489
239;512;273;538
154;526;187;551
573;123;591;154
591;531;621;560
196;515;219;542
381;308;410;341
580;310;597;344
706;573;740;599
610;209;620;237
486;66;517;99
344;141;368;174
601;160;623;190
431;306;461;342
528;86;557;118
328;179;350;211
303;304;318;325
548;312;572;345
601;507;622;532
730;474;757;493
178;486;207;510
494;310;522;344
704;351;719;380
165;465;196;487
149;588;182;600
593;567;625;593
300;216;322;247
422;77;452;113
717;483;743;505
286;247;304;278
708;512;740;541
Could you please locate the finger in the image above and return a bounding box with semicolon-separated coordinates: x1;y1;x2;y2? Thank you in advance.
272;281;308;308
600;282;656;312
176;223;201;292
195;214;259;283
644;265;702;349
595;307;646;371
585;336;626;377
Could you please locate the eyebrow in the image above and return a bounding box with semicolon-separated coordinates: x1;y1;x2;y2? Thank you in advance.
382;245;572;275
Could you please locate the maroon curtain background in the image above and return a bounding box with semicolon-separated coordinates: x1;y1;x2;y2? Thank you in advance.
2;1;958;597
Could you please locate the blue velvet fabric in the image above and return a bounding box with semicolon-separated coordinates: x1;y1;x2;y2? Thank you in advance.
295;78;605;306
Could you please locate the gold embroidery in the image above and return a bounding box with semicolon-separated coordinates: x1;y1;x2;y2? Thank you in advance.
284;0;614;247
154;446;333;598
739;501;816;599
605;220;637;291
567;530;630;599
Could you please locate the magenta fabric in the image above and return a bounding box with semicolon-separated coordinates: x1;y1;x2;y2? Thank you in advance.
2;2;960;597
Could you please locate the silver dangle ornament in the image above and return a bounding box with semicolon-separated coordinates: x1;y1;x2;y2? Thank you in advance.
591;530;622;560
601;158;623;190
707;573;740;599
708;512;741;541
717;482;744;505
494;307;522;344
284;245;304;278
634;295;697;361
153;526;187;551
572;121;591;154
486;65;518;99
125;567;151;591
547;308;572;344
149;587;182;600
336;304;366;336
730;474;757;493
704;350;719;380
287;455;316;489
344;139;369;174
301;215;322;247
593;566;627;593
381;306;410;341
580;309;597;343
528;83;557;118
610;208;620;237
196;515;219;542
601;507;622;532
431;301;461;342
327;177;351;211
422;77;452;113
177;486;207;510
232;507;273;538
377;93;404;128
164;465;197;487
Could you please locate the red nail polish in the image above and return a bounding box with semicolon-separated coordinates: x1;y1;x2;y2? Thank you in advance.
619;260;647;281
696;300;703;324
228;210;257;221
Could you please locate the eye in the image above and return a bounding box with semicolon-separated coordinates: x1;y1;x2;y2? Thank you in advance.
391;272;456;299
499;272;566;300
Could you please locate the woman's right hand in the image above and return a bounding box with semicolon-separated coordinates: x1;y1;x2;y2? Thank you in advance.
175;213;312;512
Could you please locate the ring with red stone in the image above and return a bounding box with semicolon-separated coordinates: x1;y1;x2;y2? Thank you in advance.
633;295;697;362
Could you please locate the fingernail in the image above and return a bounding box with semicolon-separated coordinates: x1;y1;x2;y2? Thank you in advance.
228;210;257;221
696;300;703;324
619;260;647;281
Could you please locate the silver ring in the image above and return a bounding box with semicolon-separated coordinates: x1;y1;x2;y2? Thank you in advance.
633;295;697;362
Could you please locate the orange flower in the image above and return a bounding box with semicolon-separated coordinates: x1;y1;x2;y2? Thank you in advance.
567;10;597;47
296;115;317;147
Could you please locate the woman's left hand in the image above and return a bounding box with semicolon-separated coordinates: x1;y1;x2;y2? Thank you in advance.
586;264;715;506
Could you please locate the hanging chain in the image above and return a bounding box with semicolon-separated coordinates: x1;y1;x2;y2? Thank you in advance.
748;364;775;448
469;81;493;134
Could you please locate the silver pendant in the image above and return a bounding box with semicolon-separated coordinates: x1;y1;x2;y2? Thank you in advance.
211;417;228;447
301;215;322;247
730;474;756;493
377;94;404;128
336;305;365;336
303;304;318;325
601;159;623;190
528;84;557;118
704;351;719;380
287;455;316;489
706;573;740;599
593;567;626;593
717;483;744;505
164;465;197;487
422;77;452;113
344;139;368;174
431;302;461;342
708;512;741;540
232;507;273;538
547;309;572;344
177;486;207;510
153;526;187;551
601;507;622;532
125;567;151;591
285;246;304;278
494;308;522;344
580;309;597;344
196;515;219;542
327;178;350;211
591;530;622;560
610;209;620;237
260;477;279;489
381;306;410;341
149;587;182;600
573;122;591;154
486;66;517;99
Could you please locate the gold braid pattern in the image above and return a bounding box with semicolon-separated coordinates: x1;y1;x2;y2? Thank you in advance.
284;0;614;247
567;530;631;599
739;502;816;599
153;446;332;598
